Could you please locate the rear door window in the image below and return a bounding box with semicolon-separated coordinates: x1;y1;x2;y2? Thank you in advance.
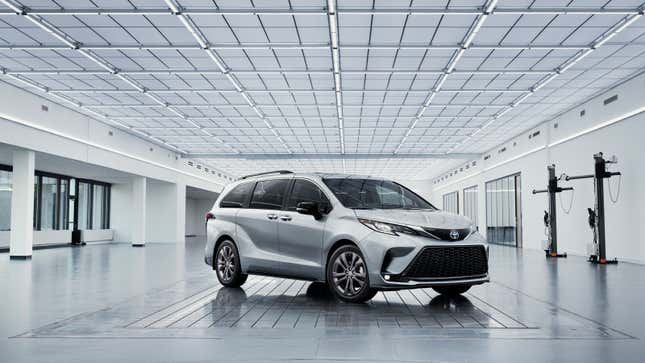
249;179;291;210
220;182;254;208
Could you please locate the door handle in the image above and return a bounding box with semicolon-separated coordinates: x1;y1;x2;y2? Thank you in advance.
279;215;292;221
267;213;278;220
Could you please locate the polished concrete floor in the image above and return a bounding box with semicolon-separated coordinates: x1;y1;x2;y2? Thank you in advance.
1;238;644;362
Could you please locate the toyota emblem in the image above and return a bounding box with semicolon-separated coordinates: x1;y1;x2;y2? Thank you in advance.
449;230;460;240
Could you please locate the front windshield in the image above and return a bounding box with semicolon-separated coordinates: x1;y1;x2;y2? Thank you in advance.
323;178;437;210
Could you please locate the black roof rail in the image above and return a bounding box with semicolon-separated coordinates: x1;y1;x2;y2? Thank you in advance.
239;170;294;180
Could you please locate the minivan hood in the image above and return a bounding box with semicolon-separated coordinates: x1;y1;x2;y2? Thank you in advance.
353;209;472;229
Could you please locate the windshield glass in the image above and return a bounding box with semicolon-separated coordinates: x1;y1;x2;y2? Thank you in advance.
323;178;437;210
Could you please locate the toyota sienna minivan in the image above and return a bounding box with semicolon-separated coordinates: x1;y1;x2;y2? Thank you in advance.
205;170;489;303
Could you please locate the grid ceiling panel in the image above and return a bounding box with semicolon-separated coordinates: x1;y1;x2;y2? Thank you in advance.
0;0;643;179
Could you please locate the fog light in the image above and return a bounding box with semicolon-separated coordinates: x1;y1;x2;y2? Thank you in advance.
384;274;390;281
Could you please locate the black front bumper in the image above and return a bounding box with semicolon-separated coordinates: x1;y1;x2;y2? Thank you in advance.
385;245;488;283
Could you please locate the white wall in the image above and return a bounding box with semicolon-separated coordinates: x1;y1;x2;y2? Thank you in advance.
0;80;235;246
185;198;217;237
145;181;186;243
0;81;229;193
418;72;645;264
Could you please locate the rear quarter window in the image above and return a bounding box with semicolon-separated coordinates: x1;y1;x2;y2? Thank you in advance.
219;182;254;208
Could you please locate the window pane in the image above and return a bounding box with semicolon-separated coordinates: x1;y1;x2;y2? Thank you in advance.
442;191;458;214
92;184;105;230
286;180;330;211
250;179;290;210
40;176;58;230
220;182;254;208
463;186;477;225
77;183;91;230
0;170;11;231
59;179;68;230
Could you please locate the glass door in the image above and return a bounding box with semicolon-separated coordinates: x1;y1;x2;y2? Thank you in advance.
485;173;522;247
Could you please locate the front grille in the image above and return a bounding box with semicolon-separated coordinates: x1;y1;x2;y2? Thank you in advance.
422;227;471;241
404;246;488;280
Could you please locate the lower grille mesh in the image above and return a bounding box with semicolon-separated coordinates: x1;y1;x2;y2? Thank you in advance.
405;246;488;279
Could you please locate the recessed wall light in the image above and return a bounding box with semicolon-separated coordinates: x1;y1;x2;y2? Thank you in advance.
603;94;618;105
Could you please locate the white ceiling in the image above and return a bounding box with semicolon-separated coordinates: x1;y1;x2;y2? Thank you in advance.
0;0;644;180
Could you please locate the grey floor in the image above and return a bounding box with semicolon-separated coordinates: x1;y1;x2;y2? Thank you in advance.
1;238;644;363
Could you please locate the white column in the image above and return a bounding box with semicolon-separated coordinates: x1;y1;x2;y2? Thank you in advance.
174;182;186;243
131;176;146;247
10;149;35;259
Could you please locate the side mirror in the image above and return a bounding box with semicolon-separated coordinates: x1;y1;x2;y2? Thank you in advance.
296;201;323;220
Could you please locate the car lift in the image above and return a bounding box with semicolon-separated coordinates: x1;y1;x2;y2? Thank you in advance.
533;165;573;258
564;152;621;264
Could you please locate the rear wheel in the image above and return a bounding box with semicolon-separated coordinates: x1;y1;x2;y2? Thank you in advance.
432;285;471;296
327;245;377;303
215;240;248;287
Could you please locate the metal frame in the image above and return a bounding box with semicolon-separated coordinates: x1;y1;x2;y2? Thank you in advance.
0;7;641;16
532;165;572;258
563;153;621;264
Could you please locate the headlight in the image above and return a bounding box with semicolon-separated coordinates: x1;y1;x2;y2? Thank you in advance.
358;218;418;236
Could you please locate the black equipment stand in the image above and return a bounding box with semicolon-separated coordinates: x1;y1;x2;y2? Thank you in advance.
533;165;572;258
564;152;621;264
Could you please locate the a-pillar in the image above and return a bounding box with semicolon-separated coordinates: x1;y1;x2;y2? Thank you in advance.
131;176;146;247
10;149;35;259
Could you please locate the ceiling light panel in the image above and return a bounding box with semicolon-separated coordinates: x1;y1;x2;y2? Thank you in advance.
0;0;643;179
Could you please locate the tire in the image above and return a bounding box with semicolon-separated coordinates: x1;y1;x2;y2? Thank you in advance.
326;245;377;303
215;240;248;288
432;285;471;296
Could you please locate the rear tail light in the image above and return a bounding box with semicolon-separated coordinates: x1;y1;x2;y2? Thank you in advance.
205;212;215;221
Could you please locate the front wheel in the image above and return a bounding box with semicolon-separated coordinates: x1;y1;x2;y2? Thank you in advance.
215;240;248;287
432;285;471;296
327;245;377;303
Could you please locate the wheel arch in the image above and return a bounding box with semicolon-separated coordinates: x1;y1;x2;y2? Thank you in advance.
212;235;235;267
325;239;360;274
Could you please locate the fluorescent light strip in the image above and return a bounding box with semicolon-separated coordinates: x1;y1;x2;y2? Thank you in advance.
393;0;498;155
328;0;344;155
164;0;285;155
4;3;218;156
0;112;224;187
0;0;21;13
548;105;645;148
435;106;645;189
446;11;641;156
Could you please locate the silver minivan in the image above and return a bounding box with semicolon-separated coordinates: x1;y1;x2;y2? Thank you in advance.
205;171;489;303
